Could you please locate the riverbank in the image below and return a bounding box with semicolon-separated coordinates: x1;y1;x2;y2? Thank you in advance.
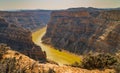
32;27;81;65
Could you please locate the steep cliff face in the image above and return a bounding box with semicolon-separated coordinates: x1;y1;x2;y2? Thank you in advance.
42;8;120;54
0;18;46;61
0;10;51;30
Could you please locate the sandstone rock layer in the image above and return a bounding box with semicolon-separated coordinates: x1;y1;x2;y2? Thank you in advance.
0;18;46;61
42;8;120;54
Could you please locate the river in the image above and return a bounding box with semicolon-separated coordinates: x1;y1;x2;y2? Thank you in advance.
32;27;81;65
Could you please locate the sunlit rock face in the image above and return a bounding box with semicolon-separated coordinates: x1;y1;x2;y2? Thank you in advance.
0;10;51;30
0;18;46;61
42;8;120;54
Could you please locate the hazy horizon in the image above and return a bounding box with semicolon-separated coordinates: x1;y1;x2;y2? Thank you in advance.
0;0;120;10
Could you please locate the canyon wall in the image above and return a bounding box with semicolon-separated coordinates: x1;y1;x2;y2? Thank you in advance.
0;10;51;30
42;8;120;54
0;18;46;61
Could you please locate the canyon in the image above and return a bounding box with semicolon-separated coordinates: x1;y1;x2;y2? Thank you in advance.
0;7;120;73
0;10;52;62
0;18;46;62
0;10;51;30
42;8;120;54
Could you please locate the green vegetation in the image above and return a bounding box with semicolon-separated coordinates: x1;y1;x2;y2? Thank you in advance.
0;56;56;73
0;43;10;60
0;43;10;54
32;27;81;65
71;61;81;68
0;44;25;73
0;57;23;73
114;62;120;72
114;52;120;72
0;43;56;73
47;68;55;73
81;53;117;70
70;53;120;73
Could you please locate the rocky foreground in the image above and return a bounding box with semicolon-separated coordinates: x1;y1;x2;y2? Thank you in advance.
0;44;114;73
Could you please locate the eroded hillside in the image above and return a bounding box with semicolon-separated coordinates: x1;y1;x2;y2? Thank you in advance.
0;43;115;73
0;18;46;61
42;8;120;54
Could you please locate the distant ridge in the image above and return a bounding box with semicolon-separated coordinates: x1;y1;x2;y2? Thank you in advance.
0;10;52;30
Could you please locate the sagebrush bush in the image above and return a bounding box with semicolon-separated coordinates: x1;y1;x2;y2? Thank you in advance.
114;62;120;73
81;53;117;69
71;62;81;68
48;68;55;73
114;52;120;73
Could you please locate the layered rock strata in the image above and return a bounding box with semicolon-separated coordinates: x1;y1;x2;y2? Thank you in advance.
42;8;120;54
0;18;46;61
0;10;51;30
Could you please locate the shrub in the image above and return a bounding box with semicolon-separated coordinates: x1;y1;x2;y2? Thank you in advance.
0;53;3;60
71;62;81;68
114;62;120;73
14;52;19;55
81;53;117;70
48;68;55;73
114;52;120;72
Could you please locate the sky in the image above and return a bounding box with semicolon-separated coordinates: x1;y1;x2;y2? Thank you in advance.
0;0;120;10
